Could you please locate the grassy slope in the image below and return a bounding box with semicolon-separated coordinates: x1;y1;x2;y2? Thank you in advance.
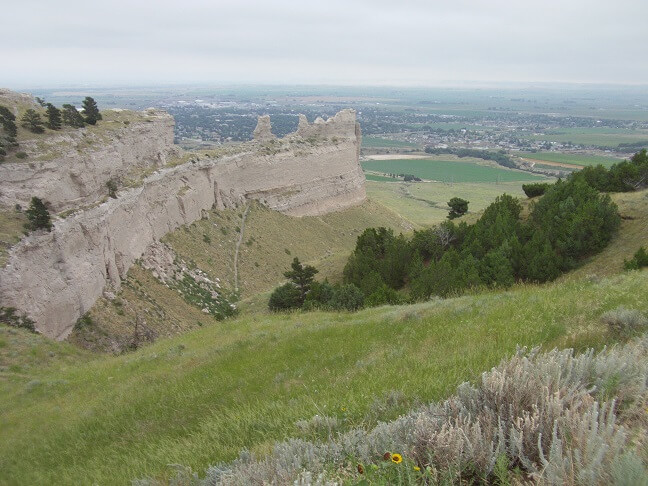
565;189;648;280
164;200;415;298
73;200;414;349
0;209;27;267
1;270;646;485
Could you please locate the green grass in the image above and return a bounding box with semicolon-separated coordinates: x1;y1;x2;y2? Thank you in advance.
520;127;648;148
518;151;624;167
0;210;27;267
365;180;530;227
362;158;545;183
1;270;646;485
361;136;417;148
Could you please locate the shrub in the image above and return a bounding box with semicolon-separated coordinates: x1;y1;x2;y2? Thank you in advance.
0;307;36;332
268;283;302;311
24;196;52;232
624;246;648;271
15;151;27;159
328;284;364;311
600;306;648;336
106;178;118;198
145;338;648;485
522;182;550;198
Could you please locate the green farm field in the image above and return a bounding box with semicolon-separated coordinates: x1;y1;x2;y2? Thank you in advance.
521;127;648;148
518;151;624;167
365;180;529;227
362;158;545;183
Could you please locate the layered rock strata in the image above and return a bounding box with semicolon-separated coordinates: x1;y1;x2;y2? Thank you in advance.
0;106;365;338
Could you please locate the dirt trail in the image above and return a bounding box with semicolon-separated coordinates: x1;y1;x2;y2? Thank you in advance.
233;203;251;293
520;157;584;169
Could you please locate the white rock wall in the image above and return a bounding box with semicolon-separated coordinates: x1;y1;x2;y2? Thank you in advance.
0;109;366;339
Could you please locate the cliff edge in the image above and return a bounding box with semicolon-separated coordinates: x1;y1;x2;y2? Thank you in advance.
0;92;365;339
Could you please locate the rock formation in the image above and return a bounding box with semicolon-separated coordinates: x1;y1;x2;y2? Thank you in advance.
0;95;365;339
252;115;276;142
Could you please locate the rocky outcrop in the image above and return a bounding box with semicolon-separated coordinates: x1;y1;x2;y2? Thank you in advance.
252;115;276;142
0;104;365;339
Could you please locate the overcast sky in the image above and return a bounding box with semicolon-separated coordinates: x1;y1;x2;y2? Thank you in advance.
2;0;647;88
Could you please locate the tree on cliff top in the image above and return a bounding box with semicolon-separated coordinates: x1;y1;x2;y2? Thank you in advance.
45;104;62;130
20;109;45;134
62;104;86;128
25;197;52;232
82;97;102;125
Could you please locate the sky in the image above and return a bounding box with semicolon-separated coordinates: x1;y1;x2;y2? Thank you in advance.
2;0;647;88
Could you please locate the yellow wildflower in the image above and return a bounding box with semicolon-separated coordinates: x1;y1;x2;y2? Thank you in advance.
391;453;403;464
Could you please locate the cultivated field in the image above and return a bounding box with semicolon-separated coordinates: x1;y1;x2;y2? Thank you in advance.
361;136;418;148
365;180;529;227
517;151;624;168
362;158;545;183
520;127;648;148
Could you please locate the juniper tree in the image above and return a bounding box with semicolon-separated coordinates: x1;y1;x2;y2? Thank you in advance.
447;197;469;220
20;109;45;134
45;104;62;130
82;97;102;125
62;104;85;128
0;105;18;160
25;197;52;232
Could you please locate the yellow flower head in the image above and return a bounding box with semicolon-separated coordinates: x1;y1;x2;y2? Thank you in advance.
413;466;421;471
391;453;403;464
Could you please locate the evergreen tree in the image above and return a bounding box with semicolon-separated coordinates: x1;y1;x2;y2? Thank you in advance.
82;97;102;125
34;97;47;107
0;105;18;160
447;197;469;219
25;197;52;232
45;104;62;130
62;104;86;128
268;283;302;311
20;109;45;134
284;257;318;303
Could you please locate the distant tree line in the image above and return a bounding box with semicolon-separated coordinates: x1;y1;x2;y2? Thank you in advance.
424;146;517;169
571;149;648;192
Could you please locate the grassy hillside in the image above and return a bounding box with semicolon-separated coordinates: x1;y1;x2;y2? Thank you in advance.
71;200;414;350
565;189;648;280
1;270;646;485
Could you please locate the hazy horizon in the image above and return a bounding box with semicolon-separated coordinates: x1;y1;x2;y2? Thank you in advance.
2;0;647;88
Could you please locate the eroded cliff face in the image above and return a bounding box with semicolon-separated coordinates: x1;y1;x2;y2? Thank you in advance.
0;109;180;212
0;102;365;339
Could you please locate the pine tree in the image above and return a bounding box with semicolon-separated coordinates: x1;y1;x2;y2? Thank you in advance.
45;104;62;130
20;109;45;134
62;104;85;128
82;97;102;125
0;105;18;160
25;197;52;232
284;257;318;302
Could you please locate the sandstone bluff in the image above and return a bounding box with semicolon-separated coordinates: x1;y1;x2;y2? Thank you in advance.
0;95;365;339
